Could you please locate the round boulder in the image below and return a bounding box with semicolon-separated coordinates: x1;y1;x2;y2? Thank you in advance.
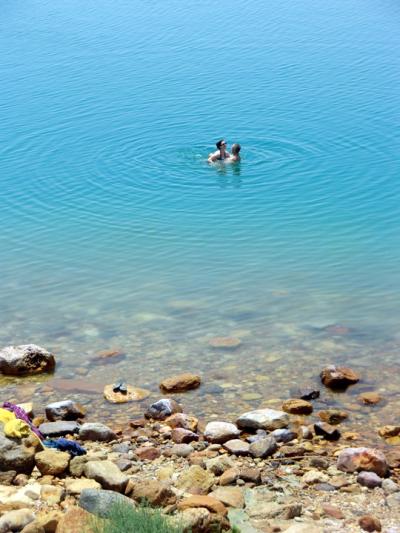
35;449;70;476
0;344;55;376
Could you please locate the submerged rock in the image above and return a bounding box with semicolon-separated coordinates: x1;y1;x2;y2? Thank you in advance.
318;409;348;425
337;447;389;477
160;373;201;393
359;392;382;405
208;337;241;349
320;365;360;389
0;344;55;375
236;408;289;430
290;387;320;401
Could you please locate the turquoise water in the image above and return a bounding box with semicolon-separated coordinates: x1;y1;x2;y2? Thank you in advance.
1;1;400;430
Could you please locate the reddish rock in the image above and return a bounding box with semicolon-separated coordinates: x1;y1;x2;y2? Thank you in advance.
171;428;199;444
55;507;91;533
337;448;388;477
219;468;240;486
132;480;176;507
320;365;359;389
358;515;382;532
321;503;344;519
178;495;227;516
135;446;161;461
165;413;199;432
160;373;201;393
282;399;313;415
129;418;147;428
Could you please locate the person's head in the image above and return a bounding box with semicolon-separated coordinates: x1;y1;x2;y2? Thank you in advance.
231;143;241;155
216;139;227;150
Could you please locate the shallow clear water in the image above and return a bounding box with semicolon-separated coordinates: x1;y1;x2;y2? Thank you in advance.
1;1;400;436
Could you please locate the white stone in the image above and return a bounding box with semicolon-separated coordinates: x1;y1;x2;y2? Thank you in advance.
236;408;289;430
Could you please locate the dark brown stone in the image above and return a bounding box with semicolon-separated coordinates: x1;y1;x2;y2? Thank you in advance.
359;515;382;532
320;365;360;389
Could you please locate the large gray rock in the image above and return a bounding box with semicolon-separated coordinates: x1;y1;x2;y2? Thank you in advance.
84;460;128;493
79;489;135;518
249;436;278;458
45;400;85;421
79;423;116;442
39;421;80;437
0;433;35;474
204;421;240;444
236;408;289;430
0;509;35;533
0;344;55;375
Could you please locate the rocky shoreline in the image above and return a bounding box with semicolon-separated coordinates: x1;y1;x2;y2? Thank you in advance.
1;345;400;532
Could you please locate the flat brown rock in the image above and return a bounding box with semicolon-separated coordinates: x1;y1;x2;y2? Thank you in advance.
359;392;382;405
160;373;201;393
178;495;227;516
282;399;313;415
208;337;241;349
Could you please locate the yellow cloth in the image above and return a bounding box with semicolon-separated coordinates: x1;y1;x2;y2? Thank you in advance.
0;407;15;424
0;408;31;438
4;419;31;438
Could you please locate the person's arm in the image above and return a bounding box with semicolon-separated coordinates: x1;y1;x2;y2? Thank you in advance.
208;150;219;162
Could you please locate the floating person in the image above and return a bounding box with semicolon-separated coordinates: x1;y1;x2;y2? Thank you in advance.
208;139;230;162
228;143;241;162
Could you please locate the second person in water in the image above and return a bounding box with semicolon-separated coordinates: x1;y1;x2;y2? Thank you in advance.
208;140;241;163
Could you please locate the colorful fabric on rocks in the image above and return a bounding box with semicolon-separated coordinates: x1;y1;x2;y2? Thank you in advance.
0;408;31;438
43;437;87;457
2;402;43;439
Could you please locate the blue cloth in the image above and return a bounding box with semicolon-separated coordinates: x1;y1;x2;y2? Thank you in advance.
43;438;86;456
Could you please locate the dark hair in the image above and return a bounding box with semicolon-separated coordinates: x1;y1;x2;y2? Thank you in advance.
216;139;225;149
231;143;241;155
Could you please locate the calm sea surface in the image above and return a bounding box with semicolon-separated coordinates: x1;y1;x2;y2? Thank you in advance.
1;1;399;437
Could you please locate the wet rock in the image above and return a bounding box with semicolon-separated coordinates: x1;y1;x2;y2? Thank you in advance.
314;422;341;441
79;423;116;442
318;409;348;425
204;421;240;444
103;384;150;404
222;439;249;456
337;447;389;477
178;495;227;515
236;408;289;430
131;480;176;506
320;365;359;389
165;413;198;432
359;392;382;405
282;399;313;415
79;488;135;518
0;344;55;376
176;465;215;495
65;478;101;495
93;348;125;363
160;373;201;393
0;433;35;474
35;450;70;476
210;487;244;508
290;387;320;401
84;460;128;493
45;400;85;422
359;515;382;532
171;428;199;444
38;421;80;437
135;446;161;461
144;399;182;420
249;436;277;458
208;337;241;349
0;509;35;532
357;471;382;488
